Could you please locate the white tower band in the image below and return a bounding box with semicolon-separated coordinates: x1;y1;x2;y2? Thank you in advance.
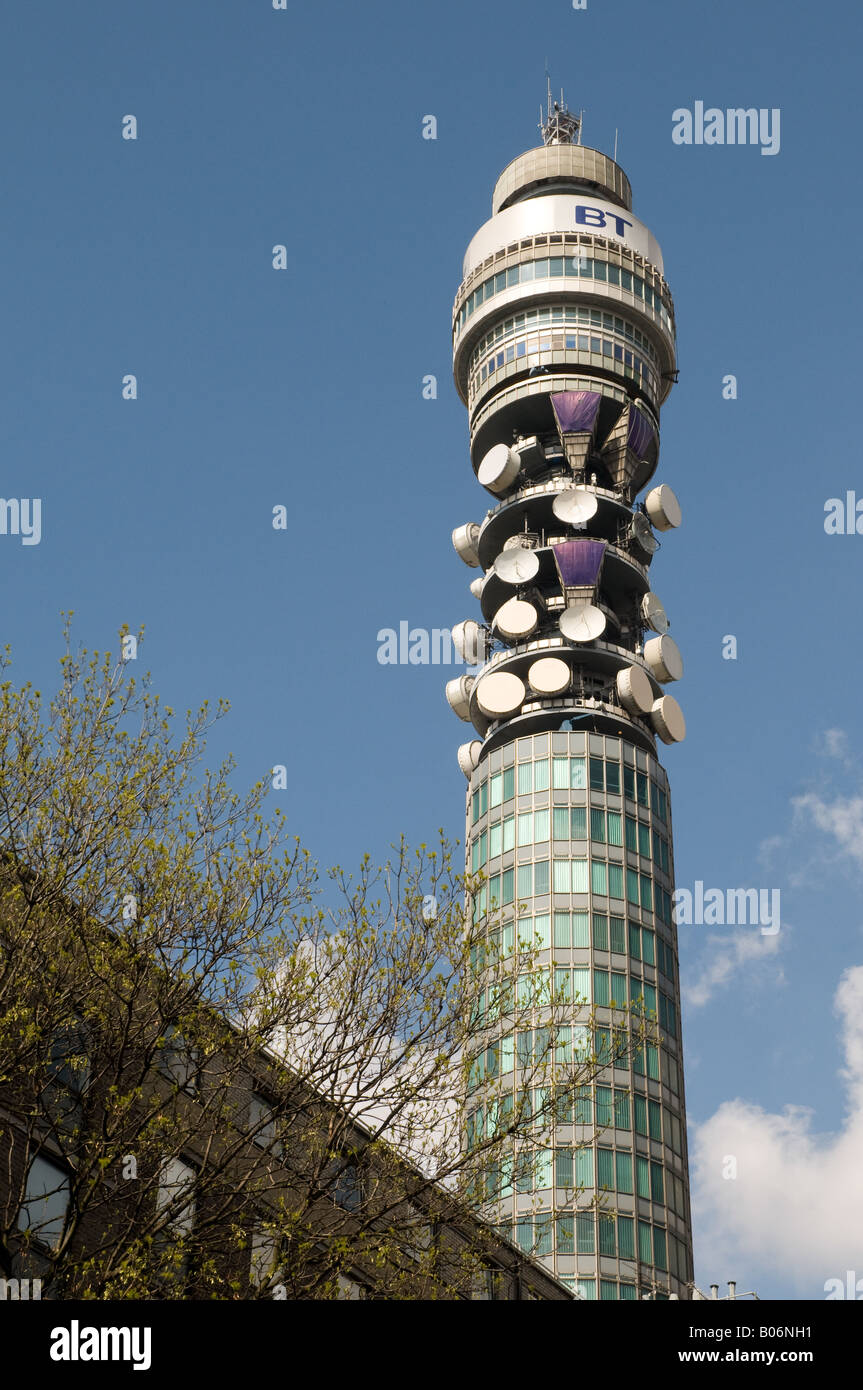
448;95;693;1300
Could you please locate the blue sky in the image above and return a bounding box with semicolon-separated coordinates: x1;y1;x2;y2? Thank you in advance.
2;0;862;1298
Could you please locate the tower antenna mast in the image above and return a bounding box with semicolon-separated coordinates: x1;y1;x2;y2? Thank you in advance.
539;77;581;146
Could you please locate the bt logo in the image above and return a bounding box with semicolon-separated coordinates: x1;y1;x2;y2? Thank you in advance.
575;205;633;238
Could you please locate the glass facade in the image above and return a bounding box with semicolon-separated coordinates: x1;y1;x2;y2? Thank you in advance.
465;730;692;1299
467;303;662;406
455;251;674;337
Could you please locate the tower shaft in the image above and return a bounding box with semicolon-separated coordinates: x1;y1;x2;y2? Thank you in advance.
448;108;693;1299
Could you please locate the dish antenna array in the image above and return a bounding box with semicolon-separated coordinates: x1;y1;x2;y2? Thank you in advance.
449;449;686;763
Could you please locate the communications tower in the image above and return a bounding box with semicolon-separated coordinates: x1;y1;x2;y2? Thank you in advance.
447;93;693;1300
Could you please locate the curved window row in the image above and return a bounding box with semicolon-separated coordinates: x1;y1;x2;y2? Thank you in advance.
467;1081;684;1149
467;1019;676;1096
455;253;674;337
470;872;673;932
471;1142;672;1214
469;319;659;406
471;750;668;826
499;1207;675;1278
472;305;661;370
468;305;661;403
471;968;677;1040
568;1279;639;1301
470;857;659;918
471;911;677;990
472;814;669;888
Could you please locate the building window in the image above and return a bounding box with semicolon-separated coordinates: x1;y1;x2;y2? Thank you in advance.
157;1025;199;1095
627;869;640;907
617;1215;635;1260
337;1274;364;1300
591;860;607;895
650;1162;665;1204
156;1156;196;1236
576;1213;595;1255
654;1226;668;1271
638;1219;653;1265
249;1093;282;1156
403;1205;433;1260
329;1160;363;1212
642;928;655;966
616;1151;633;1194
648;1099;663;1140
614;1090;631;1130
47;1017;90;1096
250;1230;282;1289
556;1215;574;1254
45;1016;90;1130
534;1213;553;1256
609;916;626;953
17;1155;70;1249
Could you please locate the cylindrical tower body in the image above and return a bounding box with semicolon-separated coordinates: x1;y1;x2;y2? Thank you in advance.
449;107;693;1300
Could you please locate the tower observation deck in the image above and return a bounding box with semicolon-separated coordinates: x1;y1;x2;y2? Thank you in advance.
447;96;693;1299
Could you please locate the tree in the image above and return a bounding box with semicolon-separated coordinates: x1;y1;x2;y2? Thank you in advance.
0;624;652;1298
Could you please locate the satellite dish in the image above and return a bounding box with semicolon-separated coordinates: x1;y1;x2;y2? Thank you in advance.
494;548;540;585
452;522;481;567
630;512;659;555
527;656;571;695
641;591;668;634
493;598;538;641
644;634;683;683
457;740;483;777
469;575;485;599
616;664;654;715
451;620;486;666
552;489;598;526
477;443;520;496
651;695;686;744
475;671;526;718
560;603;606;643
645;484;682;532
445;674;475;721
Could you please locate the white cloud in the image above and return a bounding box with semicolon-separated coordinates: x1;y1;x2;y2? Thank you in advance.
683;930;783;1010
690;966;863;1297
794;792;863;869
820;728;850;762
